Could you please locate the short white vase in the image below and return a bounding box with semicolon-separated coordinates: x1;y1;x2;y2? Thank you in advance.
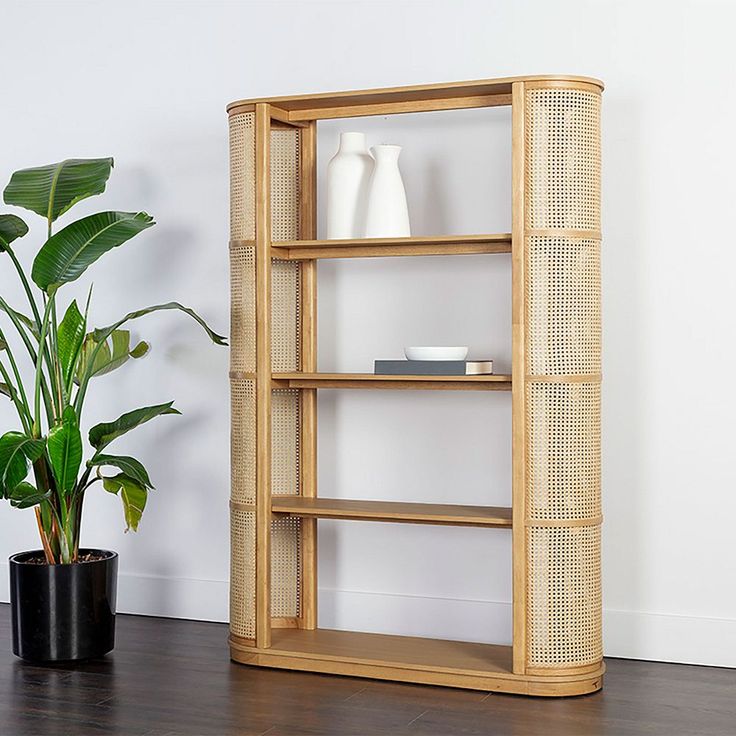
326;132;374;239
364;144;410;238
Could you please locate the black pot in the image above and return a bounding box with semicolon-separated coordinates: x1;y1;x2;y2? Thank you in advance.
9;549;118;662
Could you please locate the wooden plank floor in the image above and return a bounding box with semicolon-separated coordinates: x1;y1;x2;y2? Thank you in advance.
0;604;733;736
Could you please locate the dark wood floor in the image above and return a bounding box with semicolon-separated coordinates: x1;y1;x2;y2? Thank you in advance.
0;604;733;735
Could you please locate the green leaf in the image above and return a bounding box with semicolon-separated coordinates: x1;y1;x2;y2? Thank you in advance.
3;158;113;222
9;481;51;509
102;473;147;531
75;329;149;383
0;214;28;250
32;211;154;292
0;383;10;398
12;310;40;339
57;300;86;390
92;301;227;347
88;454;153;489
129;340;150;359
0;432;45;497
47;405;82;495
89;401;180;452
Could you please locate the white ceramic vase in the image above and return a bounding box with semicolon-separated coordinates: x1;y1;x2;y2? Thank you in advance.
364;144;410;238
326;132;374;239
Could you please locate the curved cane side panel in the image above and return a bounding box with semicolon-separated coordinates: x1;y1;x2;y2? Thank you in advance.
524;85;602;671
229;112;257;639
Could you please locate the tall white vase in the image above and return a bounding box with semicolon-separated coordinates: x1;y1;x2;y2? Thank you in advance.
326;132;374;239
364;144;411;238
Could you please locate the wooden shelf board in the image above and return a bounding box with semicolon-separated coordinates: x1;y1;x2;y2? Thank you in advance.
230;628;605;696
271;233;512;260
272;497;512;528
272;373;512;391
227;75;604;121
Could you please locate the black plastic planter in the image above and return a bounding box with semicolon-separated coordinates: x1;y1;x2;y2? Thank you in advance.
9;549;118;662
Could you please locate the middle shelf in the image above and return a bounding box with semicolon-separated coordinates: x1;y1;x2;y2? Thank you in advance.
272;373;512;391
272;497;513;528
270;233;512;260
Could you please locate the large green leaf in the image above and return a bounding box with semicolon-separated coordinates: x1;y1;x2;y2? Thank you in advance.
102;473;147;531
88;454;153;489
75;329;149;383
89;401;180;452
32;211;154;292
0;214;28;250
57;300;86;390
47;405;82;494
92;302;227;347
0;432;45;497
3;158;113;222
9;481;51;509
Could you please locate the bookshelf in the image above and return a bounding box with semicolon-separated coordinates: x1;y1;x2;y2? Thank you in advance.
227;75;604;696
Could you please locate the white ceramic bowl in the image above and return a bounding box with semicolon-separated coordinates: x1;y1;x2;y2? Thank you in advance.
404;346;468;361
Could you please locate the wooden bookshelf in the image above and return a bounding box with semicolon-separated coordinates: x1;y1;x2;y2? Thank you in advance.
228;75;604;696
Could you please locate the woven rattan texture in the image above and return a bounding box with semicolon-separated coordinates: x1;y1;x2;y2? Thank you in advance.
271;516;302;618
230;244;256;373
230;378;256;504
269;126;302;621
229;113;255;240
526;237;601;376
272;390;300;496
526;382;601;521
527;525;602;668
272;261;300;372
271;126;301;372
230;508;256;638
271;128;300;241
525;88;600;231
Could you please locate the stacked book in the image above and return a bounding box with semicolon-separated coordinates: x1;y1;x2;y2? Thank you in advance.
374;359;493;376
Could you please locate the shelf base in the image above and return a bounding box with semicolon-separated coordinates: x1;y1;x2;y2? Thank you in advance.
230;629;604;697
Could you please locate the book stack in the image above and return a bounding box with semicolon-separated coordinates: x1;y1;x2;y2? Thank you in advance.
374;359;493;376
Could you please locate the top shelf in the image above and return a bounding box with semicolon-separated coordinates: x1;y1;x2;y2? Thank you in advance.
227;75;604;121
271;233;512;260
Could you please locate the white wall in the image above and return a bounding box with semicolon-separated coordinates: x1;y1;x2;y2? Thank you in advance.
1;0;734;668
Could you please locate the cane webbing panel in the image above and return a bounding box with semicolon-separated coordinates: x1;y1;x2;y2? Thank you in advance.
525;88;600;231
229;113;255;240
527;525;602;668
230;244;256;373
272;261;300;372
230;508;256;638
526;382;600;521
231;378;256;504
271;128;300;241
271;516;301;618
272;389;300;496
268;126;302;621
526;237;601;376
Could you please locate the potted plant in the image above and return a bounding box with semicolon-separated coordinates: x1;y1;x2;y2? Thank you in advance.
0;158;226;661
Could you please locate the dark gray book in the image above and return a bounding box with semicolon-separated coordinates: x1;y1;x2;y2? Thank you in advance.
374;360;493;376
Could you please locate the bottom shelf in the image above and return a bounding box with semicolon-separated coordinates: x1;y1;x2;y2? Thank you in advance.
230;628;604;697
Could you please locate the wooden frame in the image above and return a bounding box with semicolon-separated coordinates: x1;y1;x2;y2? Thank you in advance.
228;75;604;696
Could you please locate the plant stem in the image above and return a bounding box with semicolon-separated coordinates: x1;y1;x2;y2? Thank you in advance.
33;296;55;437
3;244;42;328
34;507;55;564
0;360;31;433
0;296;56;425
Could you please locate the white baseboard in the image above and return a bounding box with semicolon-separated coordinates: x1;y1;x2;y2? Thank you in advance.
1;564;733;668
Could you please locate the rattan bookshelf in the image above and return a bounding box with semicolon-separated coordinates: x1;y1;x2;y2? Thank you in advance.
227;75;604;697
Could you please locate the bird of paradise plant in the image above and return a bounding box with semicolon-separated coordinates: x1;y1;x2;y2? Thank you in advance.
0;158;226;564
